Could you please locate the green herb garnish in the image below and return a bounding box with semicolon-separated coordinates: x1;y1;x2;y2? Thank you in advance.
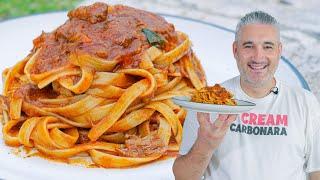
141;28;165;48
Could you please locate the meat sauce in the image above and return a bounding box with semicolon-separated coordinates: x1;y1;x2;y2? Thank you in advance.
31;2;178;74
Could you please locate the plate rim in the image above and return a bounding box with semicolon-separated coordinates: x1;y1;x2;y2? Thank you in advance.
172;96;256;114
172;96;256;107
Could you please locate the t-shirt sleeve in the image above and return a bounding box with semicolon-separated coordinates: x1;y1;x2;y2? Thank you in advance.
179;110;199;155
305;94;320;173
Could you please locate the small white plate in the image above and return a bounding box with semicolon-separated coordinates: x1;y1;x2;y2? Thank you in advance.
172;96;256;114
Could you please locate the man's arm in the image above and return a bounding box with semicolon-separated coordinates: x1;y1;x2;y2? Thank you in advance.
310;171;320;180
173;139;214;180
173;113;237;180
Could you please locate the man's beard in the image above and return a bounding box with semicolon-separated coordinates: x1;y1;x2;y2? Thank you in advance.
241;72;274;88
237;61;276;88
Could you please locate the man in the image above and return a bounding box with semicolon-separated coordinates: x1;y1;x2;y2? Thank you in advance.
173;11;320;180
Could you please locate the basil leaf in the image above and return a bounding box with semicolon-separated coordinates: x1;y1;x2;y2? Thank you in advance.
141;28;165;47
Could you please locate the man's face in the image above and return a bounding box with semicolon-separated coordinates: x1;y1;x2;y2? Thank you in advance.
233;24;282;87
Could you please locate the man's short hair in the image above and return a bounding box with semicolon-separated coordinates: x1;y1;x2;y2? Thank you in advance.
235;11;280;41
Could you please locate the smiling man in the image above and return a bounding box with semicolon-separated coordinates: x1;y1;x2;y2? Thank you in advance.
173;11;320;180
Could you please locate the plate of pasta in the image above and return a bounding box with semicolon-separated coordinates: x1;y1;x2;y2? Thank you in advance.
0;2;203;179
0;2;309;180
172;84;256;114
172;97;256;114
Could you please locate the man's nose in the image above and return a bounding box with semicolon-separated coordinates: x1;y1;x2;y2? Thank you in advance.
253;46;265;61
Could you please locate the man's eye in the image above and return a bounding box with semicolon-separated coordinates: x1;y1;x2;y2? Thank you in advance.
264;46;273;49
244;46;252;48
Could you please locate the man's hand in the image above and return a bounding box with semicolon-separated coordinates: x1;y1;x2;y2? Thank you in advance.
195;112;238;154
173;112;238;180
310;171;320;180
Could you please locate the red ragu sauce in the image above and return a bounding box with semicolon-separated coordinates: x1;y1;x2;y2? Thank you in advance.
31;2;179;74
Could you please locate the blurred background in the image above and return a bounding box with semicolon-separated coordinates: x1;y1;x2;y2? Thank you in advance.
0;0;319;100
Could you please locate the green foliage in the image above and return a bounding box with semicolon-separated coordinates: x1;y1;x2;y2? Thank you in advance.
0;0;79;20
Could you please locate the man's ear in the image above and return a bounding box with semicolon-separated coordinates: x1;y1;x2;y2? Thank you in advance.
232;41;238;60
278;42;282;55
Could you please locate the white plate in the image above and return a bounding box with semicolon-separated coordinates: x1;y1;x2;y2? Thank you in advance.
172;96;255;114
0;12;308;180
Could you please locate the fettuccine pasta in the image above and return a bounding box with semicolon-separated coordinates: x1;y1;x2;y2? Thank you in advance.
0;2;206;168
